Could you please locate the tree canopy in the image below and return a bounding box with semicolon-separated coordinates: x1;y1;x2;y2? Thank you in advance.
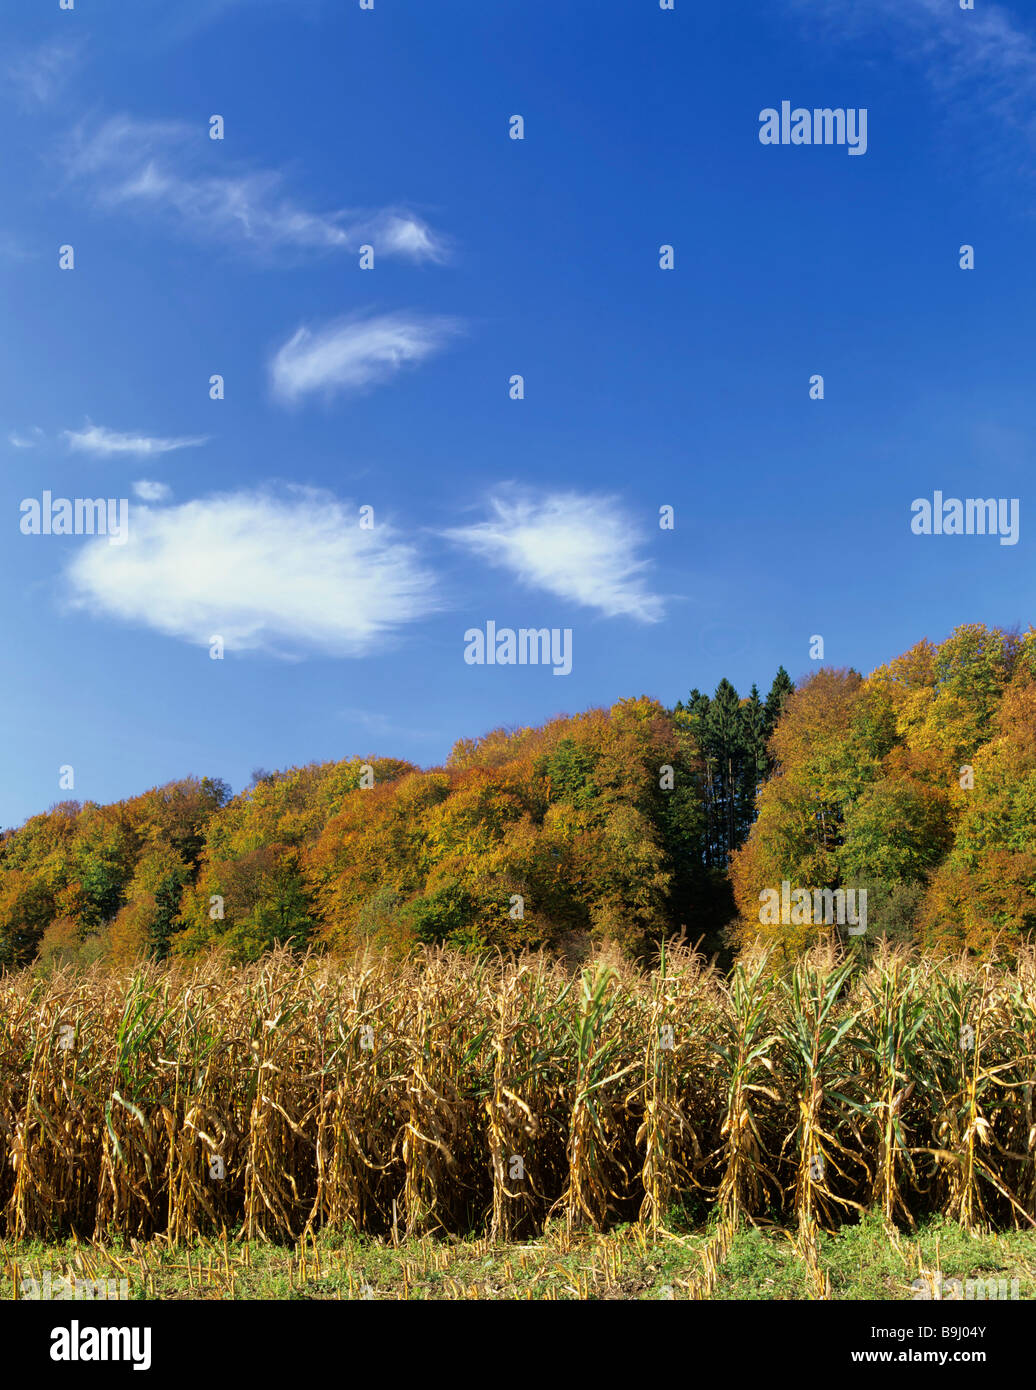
2;626;1033;969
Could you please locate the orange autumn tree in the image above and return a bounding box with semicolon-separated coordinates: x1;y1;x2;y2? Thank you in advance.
306;698;701;958
174;757;415;960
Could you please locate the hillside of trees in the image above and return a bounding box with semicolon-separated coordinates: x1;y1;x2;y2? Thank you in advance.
1;623;1034;970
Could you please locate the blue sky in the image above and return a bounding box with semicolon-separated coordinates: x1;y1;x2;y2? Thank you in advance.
2;0;1033;827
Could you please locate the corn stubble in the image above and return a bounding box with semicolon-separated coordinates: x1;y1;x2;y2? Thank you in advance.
1;944;1034;1247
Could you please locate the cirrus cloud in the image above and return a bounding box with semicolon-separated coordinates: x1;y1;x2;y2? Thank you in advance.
64;115;449;264
784;0;1036;166
270;312;461;404
7;39;81;109
9;427;44;449
443;488;666;623
64;422;210;458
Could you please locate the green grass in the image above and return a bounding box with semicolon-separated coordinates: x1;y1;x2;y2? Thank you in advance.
3;1214;1035;1300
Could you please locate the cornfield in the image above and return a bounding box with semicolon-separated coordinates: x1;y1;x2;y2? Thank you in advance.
1;942;1035;1245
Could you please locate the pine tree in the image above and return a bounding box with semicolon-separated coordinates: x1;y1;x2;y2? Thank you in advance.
739;684;768;839
675;669;796;868
680;689;716;865
764;667;795;743
706;679;744;864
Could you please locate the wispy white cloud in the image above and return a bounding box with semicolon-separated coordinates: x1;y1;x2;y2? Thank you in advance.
132;480;172;502
9;427;44;448
338;706;436;740
0;234;35;262
64;116;448;262
349;211;447;261
141;0;324;52
64;423;209;457
270;312;461;404
7;39;81;108
786;0;1036;154
444;488;665;623
65;487;440;658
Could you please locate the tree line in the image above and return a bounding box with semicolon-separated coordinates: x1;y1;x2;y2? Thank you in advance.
1;624;1033;969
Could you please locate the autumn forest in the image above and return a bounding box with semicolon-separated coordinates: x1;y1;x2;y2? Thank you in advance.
2;622;1033;971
